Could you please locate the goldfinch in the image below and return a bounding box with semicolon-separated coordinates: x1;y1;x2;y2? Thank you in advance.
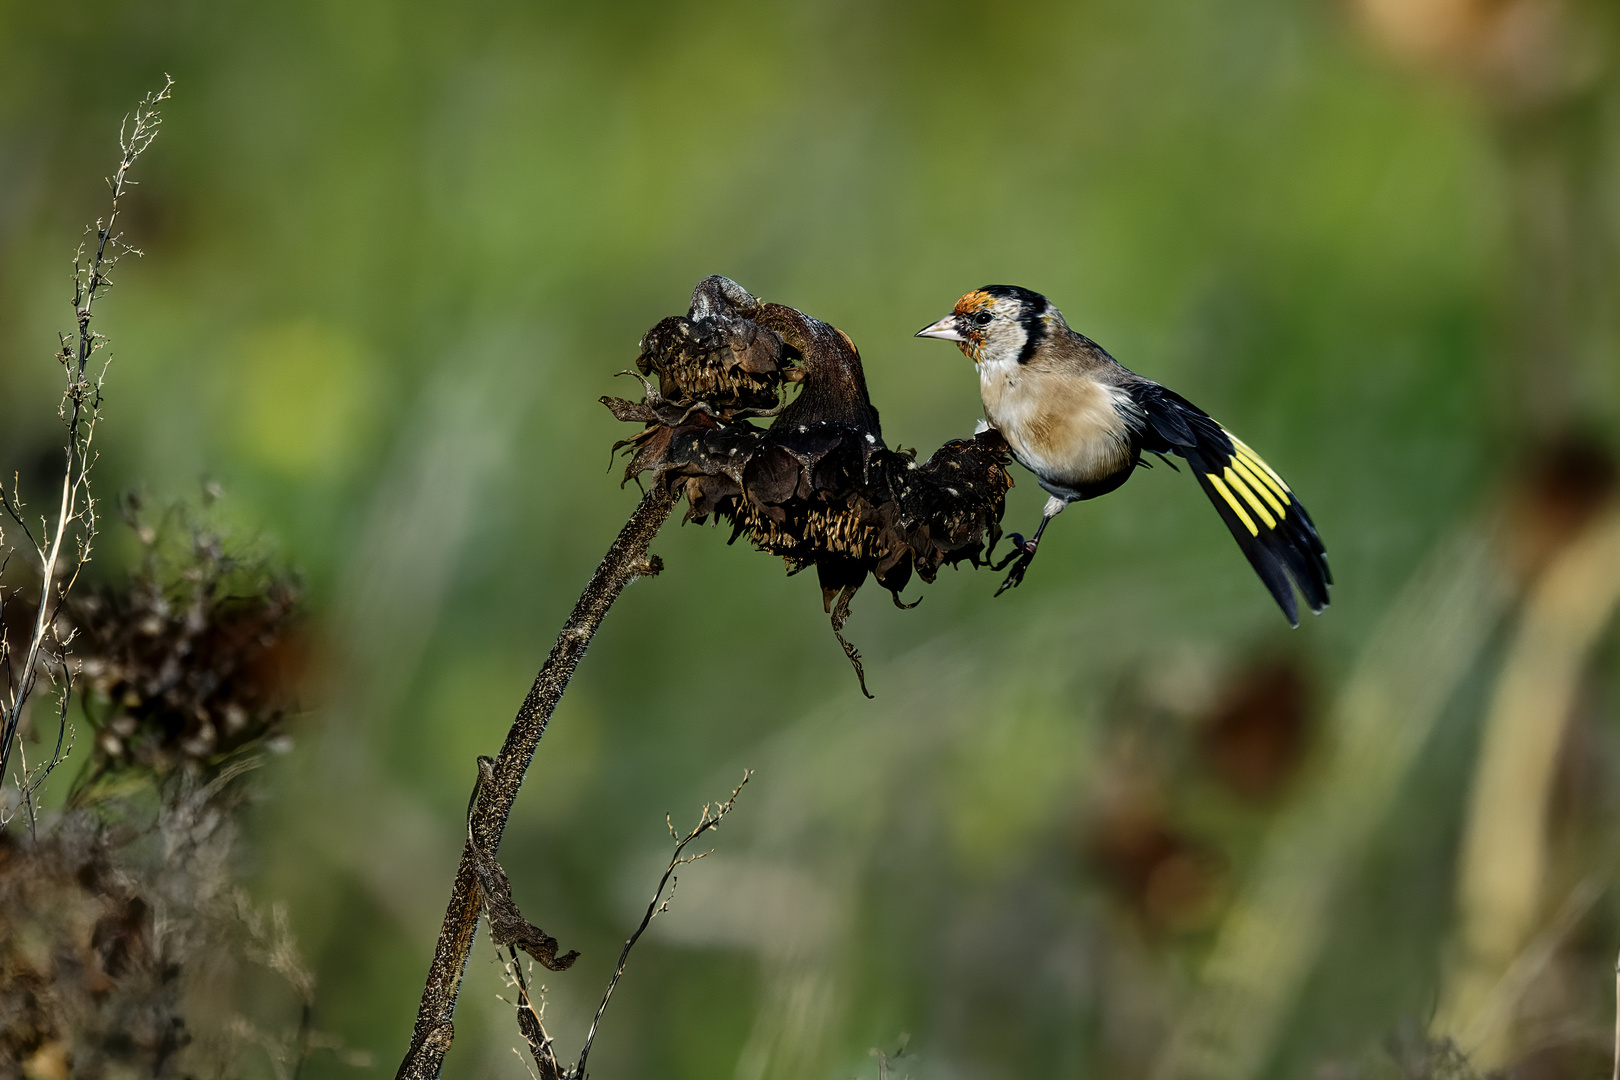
917;285;1330;625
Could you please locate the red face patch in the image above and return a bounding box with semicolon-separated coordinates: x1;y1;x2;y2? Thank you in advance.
953;290;993;316
945;291;991;362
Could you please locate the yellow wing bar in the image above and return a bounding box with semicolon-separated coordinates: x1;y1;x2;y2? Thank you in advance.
1206;432;1296;537
1207;471;1259;535
1228;434;1292;495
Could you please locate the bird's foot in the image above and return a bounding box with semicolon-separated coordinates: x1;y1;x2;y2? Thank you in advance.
994;552;1036;596
992;534;1040;597
991;533;1031;570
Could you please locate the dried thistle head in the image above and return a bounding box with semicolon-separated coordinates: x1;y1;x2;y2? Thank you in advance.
605;277;1014;693
67;506;304;781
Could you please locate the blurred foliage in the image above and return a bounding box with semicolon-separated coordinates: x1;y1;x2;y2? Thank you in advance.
2;1;1620;1079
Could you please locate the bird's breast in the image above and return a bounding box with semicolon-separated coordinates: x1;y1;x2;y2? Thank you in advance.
979;362;1135;490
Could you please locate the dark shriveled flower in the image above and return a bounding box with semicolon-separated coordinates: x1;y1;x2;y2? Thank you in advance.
605;276;1014;694
66;516;304;781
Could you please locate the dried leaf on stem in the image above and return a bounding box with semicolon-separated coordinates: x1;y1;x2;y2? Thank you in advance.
469;756;579;973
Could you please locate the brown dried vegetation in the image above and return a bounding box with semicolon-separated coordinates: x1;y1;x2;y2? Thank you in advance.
0;816;188;1079
0;516;316;1080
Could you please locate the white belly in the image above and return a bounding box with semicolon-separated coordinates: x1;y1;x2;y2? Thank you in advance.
979;360;1134;490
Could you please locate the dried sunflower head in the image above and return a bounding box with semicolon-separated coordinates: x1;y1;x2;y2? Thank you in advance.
605;276;1014;694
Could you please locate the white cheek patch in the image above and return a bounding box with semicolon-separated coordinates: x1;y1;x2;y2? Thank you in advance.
1004;322;1027;364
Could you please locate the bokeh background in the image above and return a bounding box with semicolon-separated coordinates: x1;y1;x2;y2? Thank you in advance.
4;1;1620;1077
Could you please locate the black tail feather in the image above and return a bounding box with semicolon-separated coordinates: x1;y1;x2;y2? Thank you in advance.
1132;382;1331;625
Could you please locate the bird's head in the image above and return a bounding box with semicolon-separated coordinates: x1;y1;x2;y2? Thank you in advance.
915;285;1060;366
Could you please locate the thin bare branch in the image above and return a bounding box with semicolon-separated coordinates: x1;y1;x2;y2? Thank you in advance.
569;771;751;1080
0;76;170;815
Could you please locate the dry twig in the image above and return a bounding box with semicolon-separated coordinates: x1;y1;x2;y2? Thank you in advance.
479;773;750;1080
499;945;562;1080
869;1036;911;1080
569;771;751;1080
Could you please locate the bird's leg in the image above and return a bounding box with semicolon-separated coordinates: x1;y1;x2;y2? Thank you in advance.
993;496;1067;596
993;496;1066;567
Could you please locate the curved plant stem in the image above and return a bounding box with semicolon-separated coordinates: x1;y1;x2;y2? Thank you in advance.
397;484;677;1080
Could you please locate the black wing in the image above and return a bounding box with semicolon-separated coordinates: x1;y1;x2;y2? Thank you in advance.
1129;382;1330;627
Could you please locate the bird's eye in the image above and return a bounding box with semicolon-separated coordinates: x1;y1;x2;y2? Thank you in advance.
972;311;993;327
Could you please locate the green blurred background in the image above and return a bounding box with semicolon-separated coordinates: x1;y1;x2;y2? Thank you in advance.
4;1;1620;1077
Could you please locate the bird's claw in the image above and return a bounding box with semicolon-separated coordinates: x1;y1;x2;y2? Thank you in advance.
991;534;1040;597
994;552;1035;597
991;533;1029;571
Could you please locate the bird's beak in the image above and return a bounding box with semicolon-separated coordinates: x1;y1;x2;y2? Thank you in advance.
915;316;965;342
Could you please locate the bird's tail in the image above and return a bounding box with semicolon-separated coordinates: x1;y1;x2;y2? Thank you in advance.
1134;383;1331;626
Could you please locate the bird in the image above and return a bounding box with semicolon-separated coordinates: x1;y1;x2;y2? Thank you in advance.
916;285;1329;626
